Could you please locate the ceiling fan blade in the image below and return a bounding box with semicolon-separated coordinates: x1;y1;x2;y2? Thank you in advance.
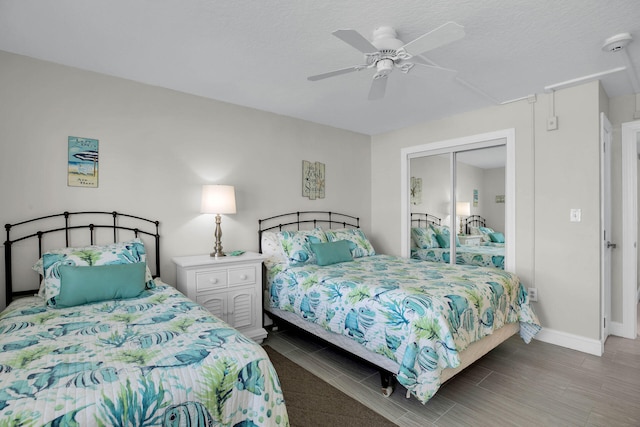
368;76;388;100
401;21;465;56
308;65;366;81
332;29;379;54
405;62;458;78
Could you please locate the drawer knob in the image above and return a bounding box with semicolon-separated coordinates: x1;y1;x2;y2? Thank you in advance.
209;278;218;284
239;274;248;280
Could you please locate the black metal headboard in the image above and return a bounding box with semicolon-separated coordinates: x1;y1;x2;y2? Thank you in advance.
257;211;360;253
4;211;160;304
464;215;486;235
410;212;442;228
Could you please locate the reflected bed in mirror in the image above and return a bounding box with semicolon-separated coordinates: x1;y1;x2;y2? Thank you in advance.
410;213;505;269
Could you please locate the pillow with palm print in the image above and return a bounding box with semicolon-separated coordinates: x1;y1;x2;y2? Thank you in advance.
324;228;375;258
431;224;460;248
40;238;153;307
277;227;328;266
411;226;440;249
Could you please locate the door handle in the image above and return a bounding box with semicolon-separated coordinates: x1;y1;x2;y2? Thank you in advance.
607;241;617;249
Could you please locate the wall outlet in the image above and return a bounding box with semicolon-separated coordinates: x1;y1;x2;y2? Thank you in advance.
528;287;538;302
547;116;558;131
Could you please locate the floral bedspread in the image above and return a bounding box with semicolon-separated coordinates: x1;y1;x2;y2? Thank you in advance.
411;245;505;269
266;255;540;403
0;283;289;426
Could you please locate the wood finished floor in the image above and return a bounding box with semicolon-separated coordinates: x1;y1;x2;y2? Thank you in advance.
262;309;640;427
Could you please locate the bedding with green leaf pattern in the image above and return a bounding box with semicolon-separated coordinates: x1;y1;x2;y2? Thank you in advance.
0;283;289;426
411;245;505;269
266;255;540;404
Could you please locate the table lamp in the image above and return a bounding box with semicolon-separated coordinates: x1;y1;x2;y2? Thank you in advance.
201;184;236;257
456;201;470;235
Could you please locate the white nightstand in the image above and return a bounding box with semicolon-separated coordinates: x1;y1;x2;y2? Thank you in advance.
458;235;482;246
172;252;268;343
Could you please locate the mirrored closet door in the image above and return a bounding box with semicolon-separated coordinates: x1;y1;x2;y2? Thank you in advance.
401;129;515;271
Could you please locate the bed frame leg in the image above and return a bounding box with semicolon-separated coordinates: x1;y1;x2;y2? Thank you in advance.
380;371;394;397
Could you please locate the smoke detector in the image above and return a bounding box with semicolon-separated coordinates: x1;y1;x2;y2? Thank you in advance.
602;32;633;52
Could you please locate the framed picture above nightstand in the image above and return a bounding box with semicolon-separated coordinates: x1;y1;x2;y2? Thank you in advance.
172;252;268;343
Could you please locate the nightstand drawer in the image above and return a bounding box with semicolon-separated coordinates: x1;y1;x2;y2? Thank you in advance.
229;267;256;286
196;270;228;291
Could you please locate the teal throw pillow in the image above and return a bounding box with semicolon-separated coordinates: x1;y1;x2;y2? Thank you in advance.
323;228;375;258
432;225;460;248
310;240;353;266
435;233;449;249
55;262;146;308
39;238;155;306
489;232;505;243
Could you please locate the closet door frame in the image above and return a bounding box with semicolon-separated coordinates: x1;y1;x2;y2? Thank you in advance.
400;128;516;272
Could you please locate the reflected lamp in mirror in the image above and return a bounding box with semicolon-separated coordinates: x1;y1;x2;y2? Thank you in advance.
456;201;471;235
201;184;237;257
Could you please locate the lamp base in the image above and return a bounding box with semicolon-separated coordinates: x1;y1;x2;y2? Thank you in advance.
210;214;226;258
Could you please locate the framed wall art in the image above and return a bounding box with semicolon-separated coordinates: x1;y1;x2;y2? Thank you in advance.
410;177;422;205
68;136;99;188
302;160;325;200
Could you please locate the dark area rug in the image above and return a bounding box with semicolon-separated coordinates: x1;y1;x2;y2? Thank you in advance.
263;345;398;427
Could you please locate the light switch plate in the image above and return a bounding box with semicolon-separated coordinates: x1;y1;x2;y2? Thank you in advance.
570;208;581;222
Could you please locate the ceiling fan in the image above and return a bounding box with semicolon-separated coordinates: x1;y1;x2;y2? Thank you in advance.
308;22;465;100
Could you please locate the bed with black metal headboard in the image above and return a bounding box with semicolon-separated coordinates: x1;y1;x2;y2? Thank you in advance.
4;210;160;304
410;212;441;228
464;214;486;235
463;214;505;248
258;210;359;253
0;210;289;426
409;212;505;269
258;210;540;404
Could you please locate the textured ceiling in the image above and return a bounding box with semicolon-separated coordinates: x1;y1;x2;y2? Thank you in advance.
1;0;639;135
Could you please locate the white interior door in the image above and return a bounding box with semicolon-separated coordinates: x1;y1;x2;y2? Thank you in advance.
621;120;639;339
600;112;612;347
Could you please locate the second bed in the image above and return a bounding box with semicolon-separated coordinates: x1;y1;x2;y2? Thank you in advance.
259;211;540;404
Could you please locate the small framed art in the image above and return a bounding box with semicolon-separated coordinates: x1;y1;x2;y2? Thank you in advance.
68;136;99;188
302;160;325;200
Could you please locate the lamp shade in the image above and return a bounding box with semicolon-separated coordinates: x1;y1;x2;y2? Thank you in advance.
201;185;237;214
456;201;471;217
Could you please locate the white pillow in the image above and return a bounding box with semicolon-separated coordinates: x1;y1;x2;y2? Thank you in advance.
261;231;286;260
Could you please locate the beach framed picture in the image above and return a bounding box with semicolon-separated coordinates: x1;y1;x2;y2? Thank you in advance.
68;136;99;188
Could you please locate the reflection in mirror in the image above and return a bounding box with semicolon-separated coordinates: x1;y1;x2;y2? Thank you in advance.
409;145;506;269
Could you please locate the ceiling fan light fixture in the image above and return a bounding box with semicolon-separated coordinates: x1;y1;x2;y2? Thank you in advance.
308;21;465;100
602;32;633;52
375;58;394;77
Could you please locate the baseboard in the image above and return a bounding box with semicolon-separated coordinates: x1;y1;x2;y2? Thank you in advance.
534;327;602;356
609;320;625;338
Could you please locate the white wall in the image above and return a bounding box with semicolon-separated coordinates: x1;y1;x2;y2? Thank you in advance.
409;155;449;220
0;51;371;310
456;161;486;231
372;82;604;345
482;167;506;232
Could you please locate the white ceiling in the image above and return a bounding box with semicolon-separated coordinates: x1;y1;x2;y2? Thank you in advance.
1;0;639;135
